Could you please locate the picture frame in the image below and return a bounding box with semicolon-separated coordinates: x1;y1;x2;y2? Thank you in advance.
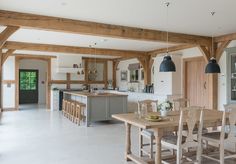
121;71;127;81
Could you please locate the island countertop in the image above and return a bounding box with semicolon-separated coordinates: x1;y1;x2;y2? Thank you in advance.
63;91;128;97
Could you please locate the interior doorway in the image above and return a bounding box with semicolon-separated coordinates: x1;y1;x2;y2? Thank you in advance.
19;69;39;104
184;57;210;108
15;57;51;110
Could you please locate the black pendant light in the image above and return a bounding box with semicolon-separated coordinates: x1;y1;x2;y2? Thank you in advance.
159;2;176;72
205;57;220;73
160;55;176;72
205;12;221;74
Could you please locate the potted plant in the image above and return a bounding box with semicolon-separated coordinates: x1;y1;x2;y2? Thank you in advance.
157;100;173;116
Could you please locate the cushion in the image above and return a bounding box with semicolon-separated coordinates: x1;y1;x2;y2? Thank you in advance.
202;132;228;140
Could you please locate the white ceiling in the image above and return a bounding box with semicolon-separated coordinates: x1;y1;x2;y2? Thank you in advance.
1;0;235;36
0;0;236;57
7;28;176;51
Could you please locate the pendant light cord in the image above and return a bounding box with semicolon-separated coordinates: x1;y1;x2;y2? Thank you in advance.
94;42;97;71
165;2;170;54
211;12;215;59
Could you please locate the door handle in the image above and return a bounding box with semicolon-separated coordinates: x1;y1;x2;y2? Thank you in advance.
204;82;207;89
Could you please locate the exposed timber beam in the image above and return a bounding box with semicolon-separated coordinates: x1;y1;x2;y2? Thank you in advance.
216;40;231;61
0;10;211;46
11;53;57;59
214;33;236;43
148;44;196;57
198;46;211;62
114;56;136;62
4;41;145;58
0;26;19;48
2;49;15;65
82;57;115;61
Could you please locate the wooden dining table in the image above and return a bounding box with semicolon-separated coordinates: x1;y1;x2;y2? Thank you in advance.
112;110;224;164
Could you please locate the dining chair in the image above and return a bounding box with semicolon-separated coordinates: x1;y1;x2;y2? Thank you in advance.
137;99;158;159
161;107;204;164
173;98;190;111
201;107;236;164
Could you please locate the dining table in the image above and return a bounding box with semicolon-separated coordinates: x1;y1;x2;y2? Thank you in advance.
112;110;224;164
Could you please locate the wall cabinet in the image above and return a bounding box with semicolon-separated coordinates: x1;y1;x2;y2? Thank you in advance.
226;47;236;103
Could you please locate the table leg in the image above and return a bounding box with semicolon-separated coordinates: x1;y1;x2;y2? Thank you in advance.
125;122;131;161
153;128;163;164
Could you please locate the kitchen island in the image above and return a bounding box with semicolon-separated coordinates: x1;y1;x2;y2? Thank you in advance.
63;91;128;126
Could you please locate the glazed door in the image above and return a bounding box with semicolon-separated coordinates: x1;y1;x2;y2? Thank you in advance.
184;57;209;108
19;69;39;104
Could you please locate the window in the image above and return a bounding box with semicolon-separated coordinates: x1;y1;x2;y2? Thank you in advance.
20;71;37;90
130;69;139;82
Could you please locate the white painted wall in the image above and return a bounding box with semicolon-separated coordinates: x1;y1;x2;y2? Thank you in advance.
152;55;182;96
2;56;15;108
19;59;47;104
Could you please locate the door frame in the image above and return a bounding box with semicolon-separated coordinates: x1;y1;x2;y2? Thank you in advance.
19;69;39;104
182;56;207;100
15;56;51;110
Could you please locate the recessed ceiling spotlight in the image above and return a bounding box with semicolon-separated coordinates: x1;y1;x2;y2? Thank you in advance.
100;39;107;42
61;2;67;6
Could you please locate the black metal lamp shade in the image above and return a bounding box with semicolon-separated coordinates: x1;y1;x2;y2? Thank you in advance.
205;57;221;73
159;55;176;72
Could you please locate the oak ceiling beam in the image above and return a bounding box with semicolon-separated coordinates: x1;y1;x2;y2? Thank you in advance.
198;46;211;62
0;26;19;48
11;53;57;59
148;44;196;57
214;33;236;43
4;41;145;58
0;10;211;46
216;40;231;61
82;57;114;61
1;49;15;65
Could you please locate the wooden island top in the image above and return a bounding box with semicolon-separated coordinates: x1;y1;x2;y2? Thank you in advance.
63;91;128;97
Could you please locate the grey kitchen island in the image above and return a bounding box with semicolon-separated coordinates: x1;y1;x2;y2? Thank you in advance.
63;91;128;126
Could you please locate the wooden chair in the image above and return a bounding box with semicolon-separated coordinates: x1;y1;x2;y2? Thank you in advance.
173;98;190;111
201;107;236;164
161;107;204;164
138;100;158;159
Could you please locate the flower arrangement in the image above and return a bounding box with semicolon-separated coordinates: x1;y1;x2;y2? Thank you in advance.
157;100;173;111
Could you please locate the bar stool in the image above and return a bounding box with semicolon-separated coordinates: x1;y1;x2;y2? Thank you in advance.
70;102;76;122
74;104;82;125
66;101;71;119
62;99;67;116
73;102;86;125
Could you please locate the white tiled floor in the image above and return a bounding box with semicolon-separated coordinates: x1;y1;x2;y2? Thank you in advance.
0;106;139;164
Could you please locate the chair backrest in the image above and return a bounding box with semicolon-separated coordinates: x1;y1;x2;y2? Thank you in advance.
224;104;236;112
137;100;158;113
222;105;236;143
173;98;190;111
177;107;204;147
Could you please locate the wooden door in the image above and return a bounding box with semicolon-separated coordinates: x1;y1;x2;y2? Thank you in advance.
19;69;39;104
184;57;209;108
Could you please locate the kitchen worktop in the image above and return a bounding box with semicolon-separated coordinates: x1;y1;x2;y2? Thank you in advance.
63;91;128;97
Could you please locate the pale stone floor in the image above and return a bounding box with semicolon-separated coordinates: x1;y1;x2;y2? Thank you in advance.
0;105;235;164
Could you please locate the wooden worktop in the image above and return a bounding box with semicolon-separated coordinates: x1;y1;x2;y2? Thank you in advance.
63;91;128;97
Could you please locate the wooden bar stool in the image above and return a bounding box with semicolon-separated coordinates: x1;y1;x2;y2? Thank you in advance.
70;102;76;122
73;102;86;125
62;99;68;117
66;101;71;119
